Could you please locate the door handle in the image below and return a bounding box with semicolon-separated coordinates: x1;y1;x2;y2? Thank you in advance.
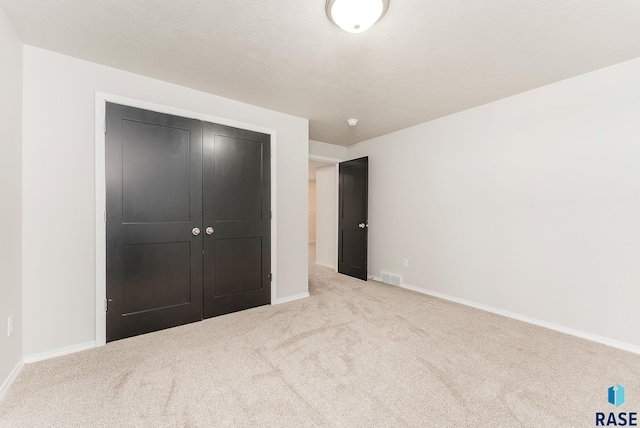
206;227;214;235
192;227;201;236
358;223;366;229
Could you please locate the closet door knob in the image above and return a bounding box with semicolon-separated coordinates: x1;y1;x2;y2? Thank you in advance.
358;223;366;229
206;227;214;235
192;228;201;236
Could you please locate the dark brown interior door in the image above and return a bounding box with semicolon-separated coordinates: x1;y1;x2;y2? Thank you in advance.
106;103;203;342
338;157;369;280
202;123;271;318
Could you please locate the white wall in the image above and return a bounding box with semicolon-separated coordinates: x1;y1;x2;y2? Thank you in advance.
308;180;316;243
315;165;338;269
309;140;347;160
22;46;309;357
0;6;23;396
348;57;640;349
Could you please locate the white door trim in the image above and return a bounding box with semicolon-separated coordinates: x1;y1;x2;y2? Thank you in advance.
94;92;278;347
309;154;342;163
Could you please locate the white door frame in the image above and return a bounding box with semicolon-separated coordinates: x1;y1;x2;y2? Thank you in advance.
94;92;278;347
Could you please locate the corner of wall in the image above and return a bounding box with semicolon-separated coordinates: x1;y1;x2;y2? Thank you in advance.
0;3;24;399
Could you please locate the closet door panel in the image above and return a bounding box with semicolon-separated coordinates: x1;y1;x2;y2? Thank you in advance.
106;103;203;342
202;123;271;318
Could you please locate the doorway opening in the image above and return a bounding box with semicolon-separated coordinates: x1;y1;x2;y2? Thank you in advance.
308;156;340;271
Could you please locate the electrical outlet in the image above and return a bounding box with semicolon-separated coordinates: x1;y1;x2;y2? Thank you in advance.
7;315;13;337
402;258;409;268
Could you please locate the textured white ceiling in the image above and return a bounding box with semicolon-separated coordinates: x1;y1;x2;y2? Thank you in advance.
3;0;640;146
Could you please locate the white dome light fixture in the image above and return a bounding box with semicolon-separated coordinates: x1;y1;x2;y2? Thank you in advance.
326;0;390;34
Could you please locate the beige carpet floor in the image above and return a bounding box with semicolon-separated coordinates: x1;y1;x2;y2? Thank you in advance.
1;264;639;427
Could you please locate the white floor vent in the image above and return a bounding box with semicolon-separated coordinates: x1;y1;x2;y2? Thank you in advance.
380;271;401;286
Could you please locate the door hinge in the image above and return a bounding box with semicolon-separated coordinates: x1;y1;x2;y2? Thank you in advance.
268;273;273;282
103;121;107;134
104;299;108;312
104;210;107;223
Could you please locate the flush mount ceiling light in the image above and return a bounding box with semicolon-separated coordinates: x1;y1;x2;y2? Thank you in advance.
326;0;390;33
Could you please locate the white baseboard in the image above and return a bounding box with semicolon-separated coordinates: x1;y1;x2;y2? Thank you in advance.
275;292;310;305
372;276;640;355
314;261;336;269
0;358;24;402
24;341;96;364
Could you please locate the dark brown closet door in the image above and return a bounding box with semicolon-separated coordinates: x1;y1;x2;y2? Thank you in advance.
202;123;271;318
105;103;203;342
338;157;369;280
